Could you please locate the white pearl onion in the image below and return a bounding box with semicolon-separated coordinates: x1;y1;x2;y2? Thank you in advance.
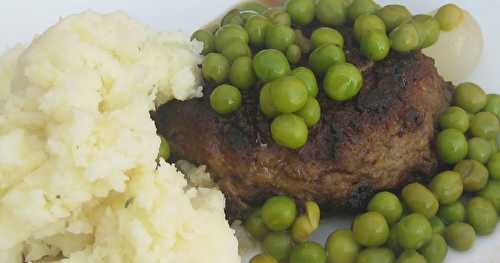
423;9;483;83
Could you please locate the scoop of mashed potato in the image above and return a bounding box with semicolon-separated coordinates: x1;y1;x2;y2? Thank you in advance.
0;11;239;263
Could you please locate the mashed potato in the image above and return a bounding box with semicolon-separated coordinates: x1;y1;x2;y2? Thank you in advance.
0;11;239;263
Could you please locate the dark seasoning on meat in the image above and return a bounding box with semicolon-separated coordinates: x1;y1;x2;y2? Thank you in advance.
154;23;453;219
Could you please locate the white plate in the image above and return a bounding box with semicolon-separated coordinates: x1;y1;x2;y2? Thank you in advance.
0;1;499;262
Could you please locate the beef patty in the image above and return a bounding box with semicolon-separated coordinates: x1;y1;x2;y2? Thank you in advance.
155;33;452;219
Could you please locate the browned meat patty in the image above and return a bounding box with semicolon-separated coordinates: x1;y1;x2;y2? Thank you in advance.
155;37;452;219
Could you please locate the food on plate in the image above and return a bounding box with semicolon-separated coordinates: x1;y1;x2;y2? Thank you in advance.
2;0;499;262
0;11;239;263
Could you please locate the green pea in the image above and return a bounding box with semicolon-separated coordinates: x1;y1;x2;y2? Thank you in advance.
430;171;463;205
367;192;403;225
468;137;493;163
297;97;321;127
311;27;344;48
222;9;244;26
396;213;433;250
191;29;215;55
210;84;242;114
411;15;440;48
265;24;296;52
295;29;313;54
271;114;309;149
324;63;363;101
352;212;390;247
453;82;487;113
326;229;360;263
429;217;445;235
260;83;278;118
435;4;463;32
292;67;319;97
437;201;465;224
316;0;347;26
287;44;302;64
159;136;170;160
418;234;448;263
376;5;412;31
245;15;270;47
470;112;500;139
291;201;320;242
270;76;309;113
488;152;500;180
401;183;439;218
484;94;500;118
466;197;498;235
436;128;468;165
215;24;249;52
356;248;395;263
250;254;279;263
221;40;251;61
479;180;500;212
244;209;269;240
253;49;291;82
263;232;294;261
261;196;297;231
229;56;256;90
491;138;499;153
439;106;470;133
309;44;346;75
353;14;386;41
241;11;259;22
445;222;476;251
396;250;426;263
265;9;292;26
287;0;316;26
202;53;230;83
453;160;489;192
290;241;327;263
347;0;380;21
239;1;268;14
292;216;315;242
390;22;420;53
360;30;390;61
387;226;403;255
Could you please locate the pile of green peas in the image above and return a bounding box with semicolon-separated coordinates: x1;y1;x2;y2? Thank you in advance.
247;82;500;263
245;197;324;263
193;0;463;150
